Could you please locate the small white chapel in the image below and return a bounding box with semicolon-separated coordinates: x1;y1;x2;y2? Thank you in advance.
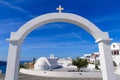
34;54;59;70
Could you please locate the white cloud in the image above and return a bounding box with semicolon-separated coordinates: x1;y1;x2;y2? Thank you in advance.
0;0;33;17
109;29;120;33
22;32;96;50
91;14;120;23
71;32;82;40
0;18;25;34
22;41;96;50
51;23;63;29
24;32;84;43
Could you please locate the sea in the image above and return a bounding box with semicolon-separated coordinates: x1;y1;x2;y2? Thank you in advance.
0;66;6;74
0;61;31;74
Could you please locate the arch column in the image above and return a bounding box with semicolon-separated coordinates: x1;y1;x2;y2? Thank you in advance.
5;39;22;80
96;39;115;80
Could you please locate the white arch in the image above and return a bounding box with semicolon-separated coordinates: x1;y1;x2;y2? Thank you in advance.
5;13;115;80
8;13;109;42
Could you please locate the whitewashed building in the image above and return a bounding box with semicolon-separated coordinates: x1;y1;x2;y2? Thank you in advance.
34;57;59;70
57;57;75;68
83;54;91;62
111;43;120;67
89;52;100;64
50;53;55;59
82;43;120;71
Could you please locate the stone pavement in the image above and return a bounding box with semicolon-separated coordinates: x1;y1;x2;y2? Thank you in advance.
18;74;102;80
2;73;120;80
19;68;102;78
0;73;102;80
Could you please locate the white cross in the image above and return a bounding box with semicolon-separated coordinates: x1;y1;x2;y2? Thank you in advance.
56;5;64;13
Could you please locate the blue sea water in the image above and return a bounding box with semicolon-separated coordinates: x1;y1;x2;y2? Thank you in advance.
0;61;30;74
0;66;6;74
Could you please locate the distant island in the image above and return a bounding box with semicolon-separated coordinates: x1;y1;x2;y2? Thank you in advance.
0;61;7;66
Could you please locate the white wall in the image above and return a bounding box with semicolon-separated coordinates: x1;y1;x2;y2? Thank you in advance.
19;68;102;78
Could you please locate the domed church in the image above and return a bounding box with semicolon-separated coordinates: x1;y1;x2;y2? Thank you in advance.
34;54;59;70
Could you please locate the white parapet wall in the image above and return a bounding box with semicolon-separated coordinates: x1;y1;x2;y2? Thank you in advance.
19;68;102;78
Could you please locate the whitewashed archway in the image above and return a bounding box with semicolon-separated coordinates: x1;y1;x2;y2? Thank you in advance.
5;13;115;80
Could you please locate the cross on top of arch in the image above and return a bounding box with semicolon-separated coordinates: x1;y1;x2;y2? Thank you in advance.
56;5;64;13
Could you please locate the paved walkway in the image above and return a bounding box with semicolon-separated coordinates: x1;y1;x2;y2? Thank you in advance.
18;74;102;80
0;73;102;80
20;68;102;78
1;73;120;80
1;67;120;80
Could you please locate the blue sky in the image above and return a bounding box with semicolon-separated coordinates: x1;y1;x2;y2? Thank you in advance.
0;0;120;61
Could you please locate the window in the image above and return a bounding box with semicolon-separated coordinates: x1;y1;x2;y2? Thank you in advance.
113;45;115;48
114;51;116;55
117;51;119;55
